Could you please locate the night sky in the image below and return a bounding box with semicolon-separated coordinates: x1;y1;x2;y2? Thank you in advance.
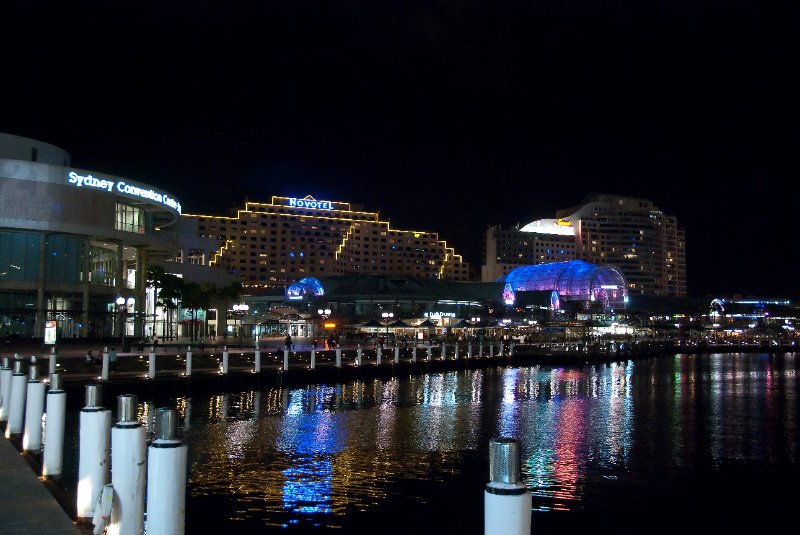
3;1;798;299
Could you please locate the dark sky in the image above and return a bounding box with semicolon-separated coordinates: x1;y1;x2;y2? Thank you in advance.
3;1;798;299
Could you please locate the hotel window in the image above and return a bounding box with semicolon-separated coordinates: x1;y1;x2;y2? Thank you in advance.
115;203;144;233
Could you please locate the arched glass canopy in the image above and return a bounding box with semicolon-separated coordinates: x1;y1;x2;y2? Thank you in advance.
499;260;628;309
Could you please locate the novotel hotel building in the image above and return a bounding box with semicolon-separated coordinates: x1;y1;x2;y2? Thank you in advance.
187;195;470;288
0;133;183;339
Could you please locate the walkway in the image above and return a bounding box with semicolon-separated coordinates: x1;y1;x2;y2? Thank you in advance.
0;433;85;534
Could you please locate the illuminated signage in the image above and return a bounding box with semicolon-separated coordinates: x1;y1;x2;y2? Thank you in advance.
287;197;333;210
556;219;573;227
424;312;456;318
67;171;182;214
44;320;57;345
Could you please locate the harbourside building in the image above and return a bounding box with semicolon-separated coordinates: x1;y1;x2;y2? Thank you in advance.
0;133;232;341
185;195;471;289
482;193;687;297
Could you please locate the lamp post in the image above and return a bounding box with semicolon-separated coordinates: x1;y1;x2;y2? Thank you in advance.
232;304;249;348
115;297;135;351
317;308;331;341
381;311;394;344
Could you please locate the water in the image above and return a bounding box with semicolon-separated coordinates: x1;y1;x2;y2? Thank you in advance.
59;352;799;534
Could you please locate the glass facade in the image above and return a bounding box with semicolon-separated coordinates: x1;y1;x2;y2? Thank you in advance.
0;231;41;281
499;260;628;309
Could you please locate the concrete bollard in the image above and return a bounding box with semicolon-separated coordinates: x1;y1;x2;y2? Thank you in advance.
455;342;459;360
510;342;514;357
42;373;66;478
468;343;473;359
484;437;532;535
442;343;447;360
376;346;382;366
427;344;432;362
356;344;362;367
394;344;400;364
254;349;261;373
77;384;112;520
5;358;27;438
283;349;289;371
0;356;12;423
23;363;46;453
185;346;192;376
335;347;342;368
148;348;156;379
480;342;484;358
109;394;146;535
49;346;57;376
146;408;187;535
222;346;229;374
310;348;316;370
412;344;417;363
490;343;494;358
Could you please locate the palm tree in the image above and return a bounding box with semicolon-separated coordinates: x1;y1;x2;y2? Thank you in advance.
215;281;243;344
158;273;184;341
145;265;166;339
181;281;213;342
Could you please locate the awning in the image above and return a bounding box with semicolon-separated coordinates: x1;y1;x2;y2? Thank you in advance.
390;319;411;327
452;319;472;328
361;319;384;327
418;319;436;328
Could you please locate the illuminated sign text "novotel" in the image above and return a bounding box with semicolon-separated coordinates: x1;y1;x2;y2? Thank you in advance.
287;198;333;210
67;171;181;214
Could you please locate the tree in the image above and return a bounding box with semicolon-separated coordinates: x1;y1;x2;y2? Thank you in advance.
158;273;184;341
181;281;213;342
215;281;243;343
145;265;167;339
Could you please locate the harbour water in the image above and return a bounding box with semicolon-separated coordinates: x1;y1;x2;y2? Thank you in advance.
57;352;799;534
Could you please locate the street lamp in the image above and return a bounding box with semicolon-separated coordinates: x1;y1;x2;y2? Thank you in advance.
317;308;331;344
115;296;135;350
381;311;394;344
232;303;249;348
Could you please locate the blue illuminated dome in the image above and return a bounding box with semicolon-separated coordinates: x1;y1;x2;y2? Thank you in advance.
499;260;628;309
286;277;326;300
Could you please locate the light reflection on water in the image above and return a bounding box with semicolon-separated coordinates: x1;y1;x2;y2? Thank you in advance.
58;353;799;533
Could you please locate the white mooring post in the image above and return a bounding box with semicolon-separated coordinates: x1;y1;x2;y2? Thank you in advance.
23;361;46;453
310;347;316;370
0;356;13;423
49;346;57;376
510;342;515;357
489;342;494;358
102;349;110;381
109;394;146;535
442;343;447;360
77;384;112;520
335;347;342;368
283;348;289;371
42;373;66;478
427;344;432;362
394;344;400;364
468;343;473;359
148;347;156;379
484;437;532;535
254;348;261;373
454;342;459;360
146;408;187;535
479;342;484;358
185;346;192;376
412;344;417;363
5;358;27;438
356;344;362;367
222;346;229;374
